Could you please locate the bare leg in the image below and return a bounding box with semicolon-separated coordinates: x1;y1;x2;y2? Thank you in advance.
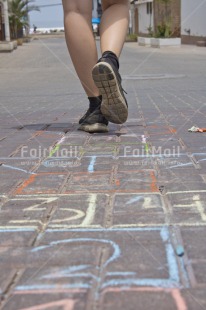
62;0;99;97
91;0;129;124
100;0;129;57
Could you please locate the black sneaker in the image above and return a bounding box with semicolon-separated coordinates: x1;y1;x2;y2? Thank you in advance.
79;108;91;125
92;56;128;124
78;107;109;133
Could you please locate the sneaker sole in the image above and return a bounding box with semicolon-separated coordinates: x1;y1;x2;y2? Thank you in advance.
78;123;108;133
92;62;128;124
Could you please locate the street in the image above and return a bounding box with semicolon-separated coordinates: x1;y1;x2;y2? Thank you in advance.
0;37;206;309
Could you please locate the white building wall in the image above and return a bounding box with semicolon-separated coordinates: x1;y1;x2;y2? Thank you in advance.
138;2;153;35
181;0;206;37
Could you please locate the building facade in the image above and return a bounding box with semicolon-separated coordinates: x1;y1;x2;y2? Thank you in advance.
132;0;180;38
0;0;5;41
181;0;206;44
0;0;10;42
131;0;206;44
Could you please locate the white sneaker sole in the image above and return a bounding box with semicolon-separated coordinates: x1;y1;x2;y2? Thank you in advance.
78;123;108;133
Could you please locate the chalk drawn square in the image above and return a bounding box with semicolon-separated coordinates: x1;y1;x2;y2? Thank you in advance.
0;197;58;231
101;289;178;310
14;173;68;195
115;170;158;192
65;172;111;193
113;193;165;226
36;227;180;289
167;192;206;225
48;194;107;229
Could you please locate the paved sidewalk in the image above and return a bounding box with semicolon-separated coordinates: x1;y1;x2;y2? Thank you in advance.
0;38;206;310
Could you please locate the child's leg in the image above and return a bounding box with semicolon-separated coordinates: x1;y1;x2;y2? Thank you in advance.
62;0;99;97
100;0;129;57
92;0;129;124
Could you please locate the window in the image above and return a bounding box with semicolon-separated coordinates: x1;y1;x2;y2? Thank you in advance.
147;2;152;15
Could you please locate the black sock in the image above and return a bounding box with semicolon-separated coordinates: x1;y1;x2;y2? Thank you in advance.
88;95;102;112
102;50;119;69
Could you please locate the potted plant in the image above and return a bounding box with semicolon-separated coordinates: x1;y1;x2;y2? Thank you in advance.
151;0;181;48
126;33;138;42
138;26;153;46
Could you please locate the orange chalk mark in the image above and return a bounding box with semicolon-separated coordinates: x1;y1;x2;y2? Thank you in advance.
147;125;176;136
14;289;85;295
169;127;177;134
150;171;158;192
15;174;36;195
14;172;68;195
20;299;76;310
34;131;61;139
101;287;187;310
115;179;120;186
172;289;188;310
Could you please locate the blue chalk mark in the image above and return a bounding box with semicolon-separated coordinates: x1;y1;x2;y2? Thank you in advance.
160;227;180;283
28;227;182;291
88;156;96;173
192;152;206;155
107;272;136;276
167;162;193;169
160;226;169;242
15;283;91;291
0;228;36;232
101;278;179;289
42;273;98;281
165;244;180;283
59;265;90;274
1;164;36;175
46;227;160;233
126;196;142;205
31;238;121;268
41;265;90;279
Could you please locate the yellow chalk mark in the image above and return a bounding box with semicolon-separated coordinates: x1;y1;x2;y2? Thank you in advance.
20;298;76;310
10;220;43;224
51;209;85;223
81;194;97;226
48;224;101;229
23;197;58;211
174;194;206;222
143;197;158;209
0;226;38;230
193;195;206;221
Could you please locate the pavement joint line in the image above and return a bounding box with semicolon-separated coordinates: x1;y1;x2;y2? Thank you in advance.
170;226;195;288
